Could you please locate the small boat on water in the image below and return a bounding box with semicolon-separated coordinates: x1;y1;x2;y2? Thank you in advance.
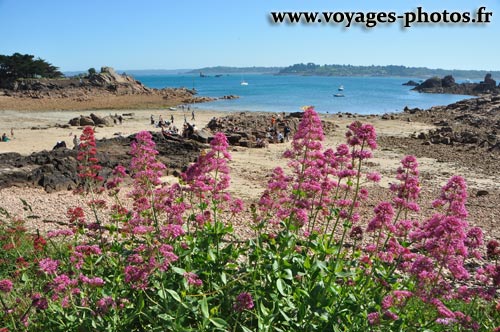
338;85;344;91
168;107;177;111
333;93;345;97
240;80;249;86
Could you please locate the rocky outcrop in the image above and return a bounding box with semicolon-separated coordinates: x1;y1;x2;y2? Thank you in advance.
0;67;220;104
203;112;337;148
407;94;500;153
412;74;500;96
68;113;118;127
402;80;419;86
0;132;205;192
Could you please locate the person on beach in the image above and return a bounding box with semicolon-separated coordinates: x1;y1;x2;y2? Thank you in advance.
2;133;10;142
171;114;174;124
159;115;164;127
10;128;14;138
73;135;80;149
191;109;195;121
277;132;284;143
284;125;291;142
150;114;155;125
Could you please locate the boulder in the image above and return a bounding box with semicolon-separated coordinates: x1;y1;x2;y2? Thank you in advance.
417;76;442;90
191;129;213;143
69;117;80;126
402;80;419;86
441;75;456;88
484;73;497;88
90;113;114;127
79;116;95;126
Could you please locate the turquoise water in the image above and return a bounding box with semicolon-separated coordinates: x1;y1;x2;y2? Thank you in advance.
135;74;472;115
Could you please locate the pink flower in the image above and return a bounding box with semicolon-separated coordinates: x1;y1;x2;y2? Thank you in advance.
31;293;48;310
366;172;381;182
79;274;105;287
367;312;380;325
96;296;115;314
346;121;377;150
47;229;74;238
124;265;149;290
383;310;399;321
233;292;254;312
184;272;203;287
367;202;394;232
182;132;237;221
39;258;59;274
487;240;500;259
0;279;13;293
77;127;103;185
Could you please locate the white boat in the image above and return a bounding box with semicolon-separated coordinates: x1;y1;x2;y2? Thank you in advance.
240;80;248;86
338;85;344;91
333;93;345;97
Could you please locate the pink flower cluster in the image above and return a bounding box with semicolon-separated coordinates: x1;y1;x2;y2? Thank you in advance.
76;127;104;187
182;132;243;226
259;107;377;235
233;292;254;312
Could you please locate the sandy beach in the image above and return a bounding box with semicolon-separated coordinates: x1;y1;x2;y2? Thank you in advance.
0;104;499;243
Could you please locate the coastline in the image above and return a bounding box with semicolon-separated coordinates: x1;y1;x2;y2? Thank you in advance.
0;93;194;112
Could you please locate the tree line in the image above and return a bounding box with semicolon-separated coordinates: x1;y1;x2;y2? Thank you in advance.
278;63;500;79
0;53;63;83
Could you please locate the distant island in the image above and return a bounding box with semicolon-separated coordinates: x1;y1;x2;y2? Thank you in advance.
186;66;283;75
276;63;500;79
170;64;500;79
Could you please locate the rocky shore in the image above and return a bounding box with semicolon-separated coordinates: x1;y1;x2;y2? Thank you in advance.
0;67;237;110
411;73;500;96
0;132;204;192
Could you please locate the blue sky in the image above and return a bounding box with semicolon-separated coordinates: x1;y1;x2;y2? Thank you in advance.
0;0;499;71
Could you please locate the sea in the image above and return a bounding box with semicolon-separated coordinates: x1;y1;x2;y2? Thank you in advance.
135;74;473;115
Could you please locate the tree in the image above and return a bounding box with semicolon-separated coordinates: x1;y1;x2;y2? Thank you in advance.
87;67;96;77
0;53;63;84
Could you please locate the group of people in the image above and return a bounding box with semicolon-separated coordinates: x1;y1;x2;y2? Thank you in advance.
266;114;291;144
151;108;198;139
177;105;195;121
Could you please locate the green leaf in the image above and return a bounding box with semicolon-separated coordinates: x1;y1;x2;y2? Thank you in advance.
207;249;216;261
260;301;269;316
210;318;228;328
158;289;167;300
172;266;186;275
158;313;174;321
335;271;354;278
277;278;286;296
200;296;209;318
282;268;293;280
165;289;182;303
137;293;145;311
220;272;227;285
279;309;291;322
